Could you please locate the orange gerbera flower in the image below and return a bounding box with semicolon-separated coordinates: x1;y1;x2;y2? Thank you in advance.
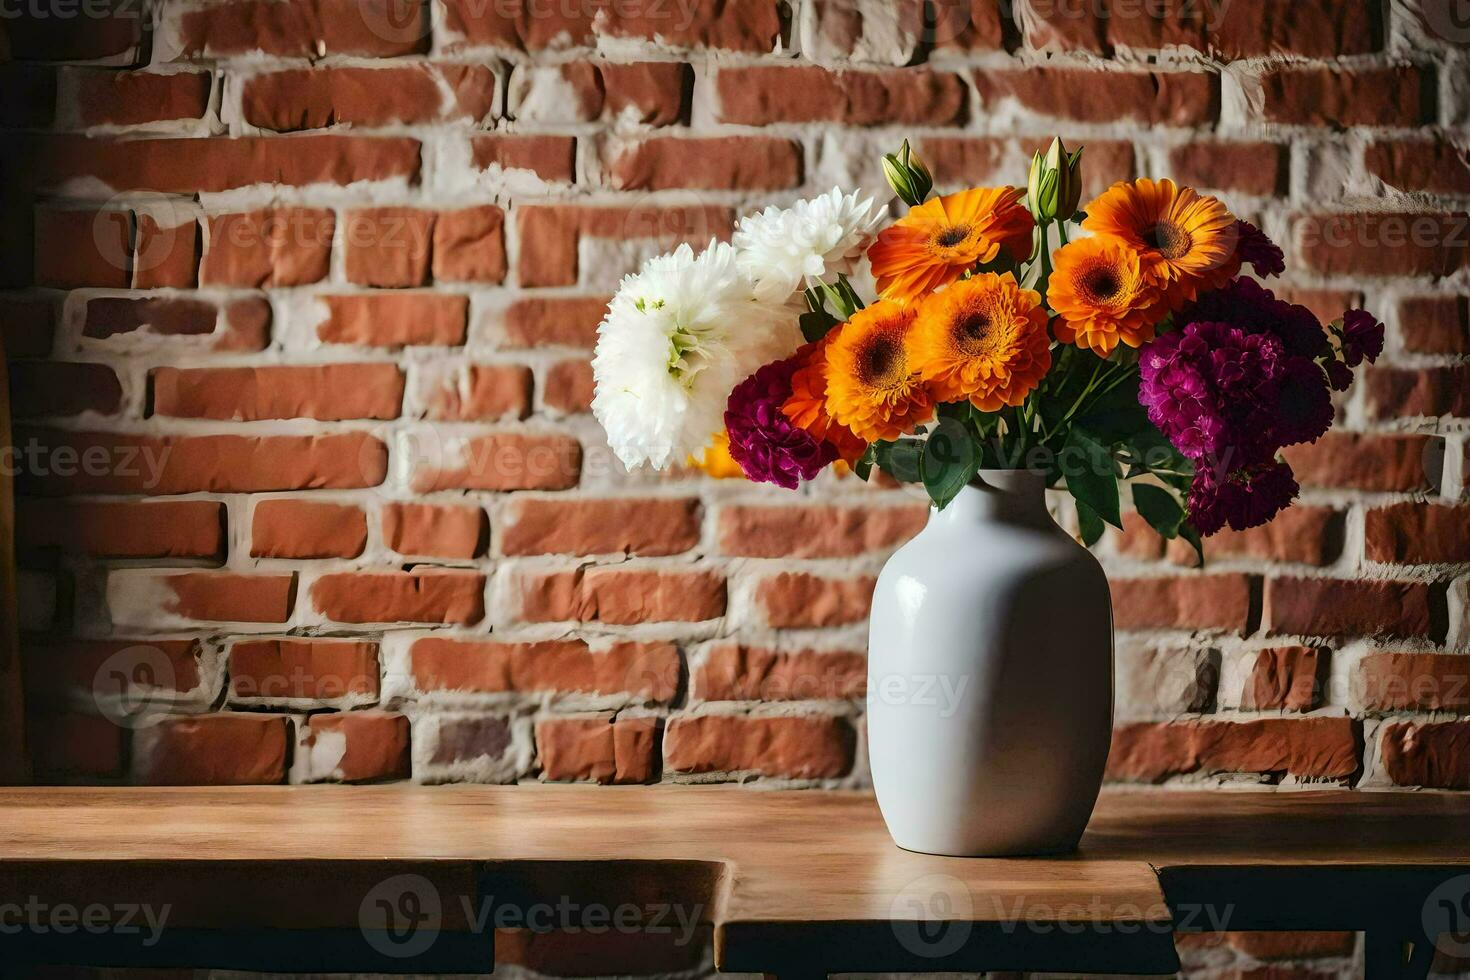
1048;236;1164;356
687;431;745;479
782;335;869;463
824;301;935;443
867;186;1034;303
913;273;1051;412
1082;178;1239;305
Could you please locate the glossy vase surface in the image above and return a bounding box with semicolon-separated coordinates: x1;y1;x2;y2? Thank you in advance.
867;469;1114;856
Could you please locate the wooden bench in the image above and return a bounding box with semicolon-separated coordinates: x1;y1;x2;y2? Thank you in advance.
1;785;1466;978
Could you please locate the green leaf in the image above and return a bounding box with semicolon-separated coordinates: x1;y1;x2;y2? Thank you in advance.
1073;375;1149;443
799;308;838;343
1076;500;1105;547
921;417;978;510
853;445;875;482
1177;521;1206;568
1132;483;1185;540
1063;427;1122;529
874;438;923;484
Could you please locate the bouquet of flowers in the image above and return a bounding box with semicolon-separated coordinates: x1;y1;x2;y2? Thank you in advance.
591;138;1384;560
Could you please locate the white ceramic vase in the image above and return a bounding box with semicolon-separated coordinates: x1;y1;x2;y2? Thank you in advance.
867;469;1114;856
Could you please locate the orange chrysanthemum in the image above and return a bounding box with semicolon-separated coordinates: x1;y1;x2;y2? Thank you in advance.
1048;236;1165;356
1082;178;1239;306
867;186;1034;304
823;301;935;443
782;335;869;464
912;273;1051;412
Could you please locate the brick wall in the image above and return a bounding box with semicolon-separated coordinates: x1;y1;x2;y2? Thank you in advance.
3;0;1468;798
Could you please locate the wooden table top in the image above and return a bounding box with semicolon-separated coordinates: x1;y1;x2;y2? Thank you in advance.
2;785;1467;974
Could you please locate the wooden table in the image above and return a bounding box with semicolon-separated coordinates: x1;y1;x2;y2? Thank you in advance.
0;786;1466;978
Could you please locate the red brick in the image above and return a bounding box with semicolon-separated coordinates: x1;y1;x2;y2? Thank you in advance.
536;715;658;784
410;637;678;703
25;134;420;195
517;568;726;625
718;65;966;126
1264;578;1432;639
974;67;1218;126
543;359;593;414
606;136;802;191
153;363;403;421
382;502;486;559
1107;718;1360;782
133;214;198;289
694;644;866;702
664;714;854;779
1241;647;1327;712
1283;432;1443;491
201;208;334;287
1261;66;1429;127
499;498;701;557
176;0;429;57
318;293;468;347
311;570;485;625
24;638;204;704
34;208;130;289
10;362;121;417
509;62;690;126
154;571;296;623
426;715;516;767
918;136;1007;186
516;204;732;288
470;134;576;182
82;296;222;343
1024;0;1380;58
251;500;367;559
1111;575;1253;633
343;207;433;287
230;638;378;701
14;428;386;496
1367;139;1470;195
1357;652;1470;712
1168;506;1339;567
502;296;609;349
1366;365;1470;418
30;713;123;779
133;714;289;785
443;0;782;52
757;573;875;628
1167;142;1288;196
300;711;411;783
409;432;582;492
719;504;926;558
221;298;273;352
1294;211;1470;279
0;295;56;358
1112;512;1166;561
243;64;494;131
1381;721;1470;790
417;363;531;422
17;500;222;559
930;0;1006;50
72;69;210;126
1366;503;1470;564
1397;295;1469;355
1220;932;1357;961
432;206;507;282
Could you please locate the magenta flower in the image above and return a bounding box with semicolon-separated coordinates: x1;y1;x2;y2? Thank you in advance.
1188;459;1299;535
1181;278;1326;359
1340;309;1385;367
1234;220;1285;278
725;357;837;489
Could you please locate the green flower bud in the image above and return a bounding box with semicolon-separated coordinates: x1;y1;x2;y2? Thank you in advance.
882;139;933;207
1027;137;1086;223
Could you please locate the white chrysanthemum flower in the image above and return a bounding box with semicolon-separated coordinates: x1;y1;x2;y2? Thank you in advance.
732;187;883;304
592;240;800;471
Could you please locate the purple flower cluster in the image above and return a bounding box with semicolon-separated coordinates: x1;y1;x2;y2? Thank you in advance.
1139;278;1341;535
725;356;837;489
